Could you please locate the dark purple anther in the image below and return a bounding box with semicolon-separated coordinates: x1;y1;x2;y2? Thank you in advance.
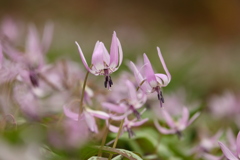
127;128;135;138
29;71;39;87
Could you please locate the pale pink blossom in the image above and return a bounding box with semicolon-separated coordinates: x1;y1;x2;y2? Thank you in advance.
75;31;123;88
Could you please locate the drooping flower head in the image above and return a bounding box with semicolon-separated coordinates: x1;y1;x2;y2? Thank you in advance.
154;107;200;136
130;47;171;107
75;31;123;89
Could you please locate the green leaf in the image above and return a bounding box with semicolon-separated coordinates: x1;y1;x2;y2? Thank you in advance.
112;155;123;160
93;146;143;160
88;156;108;160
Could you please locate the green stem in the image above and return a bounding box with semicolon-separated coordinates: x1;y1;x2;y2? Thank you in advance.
78;71;90;119
108;119;124;160
98;124;109;157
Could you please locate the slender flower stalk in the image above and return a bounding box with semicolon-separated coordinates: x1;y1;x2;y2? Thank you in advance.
75;31;123;89
130;47;171;107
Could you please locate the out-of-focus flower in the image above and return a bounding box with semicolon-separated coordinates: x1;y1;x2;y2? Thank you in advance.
3;22;54;87
0;17;20;43
102;80;146;119
75;31;123;89
218;131;240;160
63;102;110;133
108;109;148;138
209;91;240;118
130;47;171;107
154;107;200;135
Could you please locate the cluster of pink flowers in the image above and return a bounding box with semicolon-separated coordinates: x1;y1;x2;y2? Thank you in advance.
2;18;239;160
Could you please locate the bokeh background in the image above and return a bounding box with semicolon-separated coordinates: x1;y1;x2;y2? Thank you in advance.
1;0;240;98
1;1;240;159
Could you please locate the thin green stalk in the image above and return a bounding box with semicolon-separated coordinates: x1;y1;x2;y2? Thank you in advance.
78;71;90;119
98;124;109;157
108;119;124;160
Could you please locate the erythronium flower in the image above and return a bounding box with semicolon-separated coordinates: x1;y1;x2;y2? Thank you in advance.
107;109;148;138
130;47;171;107
63;102;110;133
3;23;53;87
154;107;200;136
218;131;240;160
102;80;146;119
75;31;123;89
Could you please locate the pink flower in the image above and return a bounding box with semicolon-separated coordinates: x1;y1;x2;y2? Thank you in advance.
218;131;240;160
154;107;200;135
75;31;123;88
108;109;148;138
130;47;171;107
102;80;146;119
63;102;110;133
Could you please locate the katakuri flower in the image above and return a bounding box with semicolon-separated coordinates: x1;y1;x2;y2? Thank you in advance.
63;102;110;133
218;131;240;160
154;107;200;136
130;47;171;107
75;31;123;89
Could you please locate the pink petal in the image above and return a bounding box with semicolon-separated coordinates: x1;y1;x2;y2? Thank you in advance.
188;112;200;126
84;111;98;133
162;109;175;129
179;107;189;126
126;80;137;100
75;41;91;72
91;42;107;71
218;141;238;160
155;73;170;87
143;53;157;87
101;102;126;113
157;47;171;84
116;37;123;68
63;104;78;121
130;61;151;93
26;24;44;66
42;21;54;53
154;119;175;134
108;123;121;133
85;107;110;119
131;118;148;127
236;132;240;158
109;31;118;68
110;110;132;121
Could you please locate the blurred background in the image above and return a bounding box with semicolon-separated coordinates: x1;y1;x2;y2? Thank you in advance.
1;1;240;159
1;0;240;98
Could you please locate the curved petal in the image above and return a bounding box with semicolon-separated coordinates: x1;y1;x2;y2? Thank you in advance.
117;37;123;67
42;21;54;53
126;80;137;100
188;112;200;126
157;47;171;83
162;109;175;129
218;141;238;160
131;118;148;127
75;41;91;71
101;102;126;113
85;107;110;119
179;107;189;126
130;61;151;93
109;31;118;68
91;42;106;71
110;110;132;121
154;119;175;134
63;104;78;121
143;53;157;87
155;73;170;87
84;111;98;133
